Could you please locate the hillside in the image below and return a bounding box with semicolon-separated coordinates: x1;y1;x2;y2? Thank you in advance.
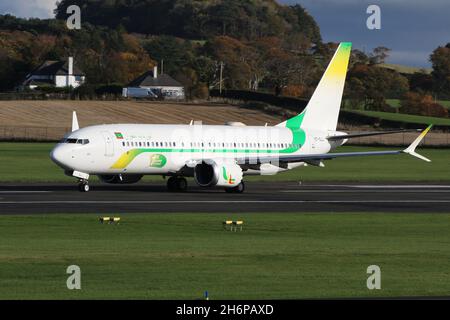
54;0;321;42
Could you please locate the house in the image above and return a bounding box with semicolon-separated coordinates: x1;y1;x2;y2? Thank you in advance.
123;66;185;100
22;57;86;90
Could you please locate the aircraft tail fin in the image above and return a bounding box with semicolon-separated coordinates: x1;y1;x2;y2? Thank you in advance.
277;42;352;131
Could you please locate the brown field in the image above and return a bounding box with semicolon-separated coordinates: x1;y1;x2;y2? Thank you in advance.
0;100;448;146
0;100;284;141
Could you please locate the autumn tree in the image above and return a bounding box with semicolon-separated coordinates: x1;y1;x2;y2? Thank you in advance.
430;43;450;98
400;92;448;117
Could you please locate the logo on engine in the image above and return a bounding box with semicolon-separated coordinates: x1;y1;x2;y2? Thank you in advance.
150;154;167;168
222;167;235;184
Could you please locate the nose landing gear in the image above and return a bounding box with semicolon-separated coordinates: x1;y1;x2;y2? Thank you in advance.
78;180;90;192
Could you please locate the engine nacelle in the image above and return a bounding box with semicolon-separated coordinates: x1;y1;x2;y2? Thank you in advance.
98;174;143;184
194;161;243;187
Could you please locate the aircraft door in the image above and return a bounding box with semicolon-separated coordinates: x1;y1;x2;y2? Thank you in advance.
101;131;115;157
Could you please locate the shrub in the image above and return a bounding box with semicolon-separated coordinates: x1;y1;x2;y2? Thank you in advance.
400;92;448;117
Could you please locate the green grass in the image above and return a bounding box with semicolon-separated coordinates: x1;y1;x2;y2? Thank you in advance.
348;109;450;126
0;143;449;183
386;99;401;108
386;99;450;110
377;63;432;75
1;213;450;299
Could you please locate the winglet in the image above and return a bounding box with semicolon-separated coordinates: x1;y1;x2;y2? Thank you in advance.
72;111;79;132
403;125;433;162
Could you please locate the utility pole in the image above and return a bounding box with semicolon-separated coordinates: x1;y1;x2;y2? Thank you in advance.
161;59;164;75
219;61;224;95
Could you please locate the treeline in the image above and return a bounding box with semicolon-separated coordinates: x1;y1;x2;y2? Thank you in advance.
0;0;324;100
54;0;321;43
343;46;450;118
0;14;153;91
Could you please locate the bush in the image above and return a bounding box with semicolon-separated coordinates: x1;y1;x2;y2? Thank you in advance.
35;86;72;94
400;92;448;118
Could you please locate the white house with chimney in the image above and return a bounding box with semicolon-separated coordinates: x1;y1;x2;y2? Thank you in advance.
123;66;185;99
22;57;86;90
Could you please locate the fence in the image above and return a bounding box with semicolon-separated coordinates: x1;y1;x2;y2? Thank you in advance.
0;125;448;146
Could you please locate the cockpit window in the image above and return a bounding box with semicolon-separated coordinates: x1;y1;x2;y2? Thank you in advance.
60;138;89;145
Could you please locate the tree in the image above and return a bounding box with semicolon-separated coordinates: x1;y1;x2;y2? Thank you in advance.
345;64;409;111
370;46;390;64
400;92;448;117
143;36;193;76
430;43;450;98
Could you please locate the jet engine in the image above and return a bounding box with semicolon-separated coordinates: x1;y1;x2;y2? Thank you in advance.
194;161;243;187
98;174;143;184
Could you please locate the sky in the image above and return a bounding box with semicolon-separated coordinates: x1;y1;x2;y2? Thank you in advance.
0;0;57;19
282;0;450;68
1;0;449;67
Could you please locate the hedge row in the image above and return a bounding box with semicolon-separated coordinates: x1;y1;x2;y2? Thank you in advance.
210;89;308;111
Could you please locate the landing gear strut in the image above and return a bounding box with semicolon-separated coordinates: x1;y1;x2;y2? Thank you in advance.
78;180;90;192
225;181;245;194
167;176;188;192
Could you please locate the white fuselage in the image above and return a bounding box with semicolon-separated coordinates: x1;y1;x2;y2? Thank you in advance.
50;124;342;177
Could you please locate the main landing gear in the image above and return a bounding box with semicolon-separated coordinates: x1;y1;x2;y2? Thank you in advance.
225;181;245;194
78;180;90;192
167;176;188;192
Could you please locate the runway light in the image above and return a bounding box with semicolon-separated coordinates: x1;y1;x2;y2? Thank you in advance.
99;217;121;224
223;220;244;232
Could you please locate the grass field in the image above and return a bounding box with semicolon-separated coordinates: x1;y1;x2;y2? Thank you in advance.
386;99;450;110
0;143;448;183
1;213;449;299
348;110;450;126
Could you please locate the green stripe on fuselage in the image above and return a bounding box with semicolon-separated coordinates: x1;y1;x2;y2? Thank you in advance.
111;117;307;169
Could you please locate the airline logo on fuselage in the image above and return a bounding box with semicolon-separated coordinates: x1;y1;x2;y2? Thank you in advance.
150;154;167;168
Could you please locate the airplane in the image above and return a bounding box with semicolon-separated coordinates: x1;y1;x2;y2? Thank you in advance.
50;42;432;193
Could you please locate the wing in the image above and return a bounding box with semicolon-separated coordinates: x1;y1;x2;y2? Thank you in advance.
237;125;433;165
327;129;421;141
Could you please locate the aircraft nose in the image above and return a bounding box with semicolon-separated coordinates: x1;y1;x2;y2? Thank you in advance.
50;146;68;168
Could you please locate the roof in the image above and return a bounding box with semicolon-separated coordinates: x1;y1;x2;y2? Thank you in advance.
29;59;85;77
128;71;183;88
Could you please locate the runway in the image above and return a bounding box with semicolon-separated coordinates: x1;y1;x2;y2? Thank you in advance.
0;182;449;214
